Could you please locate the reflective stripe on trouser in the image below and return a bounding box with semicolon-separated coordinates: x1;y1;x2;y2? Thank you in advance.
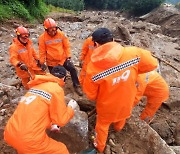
94;117;110;152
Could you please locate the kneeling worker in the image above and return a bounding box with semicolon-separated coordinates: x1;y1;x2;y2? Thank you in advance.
4;65;78;154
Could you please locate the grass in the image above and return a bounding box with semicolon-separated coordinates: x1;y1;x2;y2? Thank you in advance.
47;4;75;13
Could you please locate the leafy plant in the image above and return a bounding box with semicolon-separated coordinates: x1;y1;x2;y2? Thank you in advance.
0;5;12;20
8;0;32;20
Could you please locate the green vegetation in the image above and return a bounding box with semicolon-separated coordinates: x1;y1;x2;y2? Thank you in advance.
84;0;165;15
0;0;168;21
44;0;84;11
47;4;75;13
121;0;166;15
175;2;180;9
0;0;48;21
0;4;13;20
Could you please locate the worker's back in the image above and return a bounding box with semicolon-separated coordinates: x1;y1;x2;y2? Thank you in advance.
84;42;158;122
4;74;73;153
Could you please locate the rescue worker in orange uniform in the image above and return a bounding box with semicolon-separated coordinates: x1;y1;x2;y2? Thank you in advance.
83;28;158;152
4;65;78;154
9;26;45;89
134;70;169;123
79;36;95;86
38;18;83;96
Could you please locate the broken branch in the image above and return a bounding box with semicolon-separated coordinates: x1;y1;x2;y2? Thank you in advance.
152;54;180;73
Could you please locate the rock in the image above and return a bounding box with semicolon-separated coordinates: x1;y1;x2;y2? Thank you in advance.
7;78;21;87
104;144;111;154
47;104;89;153
0;116;4;125
0;27;8;32
80;31;92;39
175;122;180;145
143;5;180;39
0;56;4;61
170;146;180;154
109;139;116;147
116;23;131;45
2;95;10;104
132;21;146;30
0;109;7;116
115;114;176;154
175;46;180;50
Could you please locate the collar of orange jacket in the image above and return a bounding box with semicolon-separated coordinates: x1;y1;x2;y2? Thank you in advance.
44;29;61;38
13;37;32;46
27;73;64;88
91;42;123;69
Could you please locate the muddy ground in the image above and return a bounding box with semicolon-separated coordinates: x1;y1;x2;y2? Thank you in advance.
0;4;180;154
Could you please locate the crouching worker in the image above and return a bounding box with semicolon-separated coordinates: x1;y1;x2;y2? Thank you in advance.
134;70;169;123
9;26;45;89
4;65;78;154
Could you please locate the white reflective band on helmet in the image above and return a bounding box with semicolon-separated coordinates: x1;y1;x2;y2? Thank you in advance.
92;57;140;82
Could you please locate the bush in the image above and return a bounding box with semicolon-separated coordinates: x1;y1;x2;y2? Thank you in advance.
0;0;48;21
8;0;32;20
26;0;48;21
0;5;12;20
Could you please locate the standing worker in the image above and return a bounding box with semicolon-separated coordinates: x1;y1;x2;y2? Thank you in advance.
83;28;158;152
134;70;169;123
4;65;78;154
38;18;83;96
9;26;45;89
79;36;95;86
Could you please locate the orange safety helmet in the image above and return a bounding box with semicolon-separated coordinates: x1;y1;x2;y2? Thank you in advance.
43;18;57;30
16;26;29;36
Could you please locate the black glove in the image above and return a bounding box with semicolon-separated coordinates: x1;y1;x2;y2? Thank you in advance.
40;63;47;71
79;61;83;68
36;59;41;67
19;63;28;71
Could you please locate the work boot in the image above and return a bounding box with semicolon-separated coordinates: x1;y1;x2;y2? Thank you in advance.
74;85;83;96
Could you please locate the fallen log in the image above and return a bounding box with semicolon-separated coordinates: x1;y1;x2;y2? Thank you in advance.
152;54;180;73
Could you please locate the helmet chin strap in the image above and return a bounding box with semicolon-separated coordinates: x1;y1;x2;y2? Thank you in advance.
17;35;28;46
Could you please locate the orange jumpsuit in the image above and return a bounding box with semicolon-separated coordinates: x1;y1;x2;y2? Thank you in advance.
79;37;95;86
9;38;43;89
83;42;158;152
4;74;74;154
134;71;169;120
39;29;71;66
